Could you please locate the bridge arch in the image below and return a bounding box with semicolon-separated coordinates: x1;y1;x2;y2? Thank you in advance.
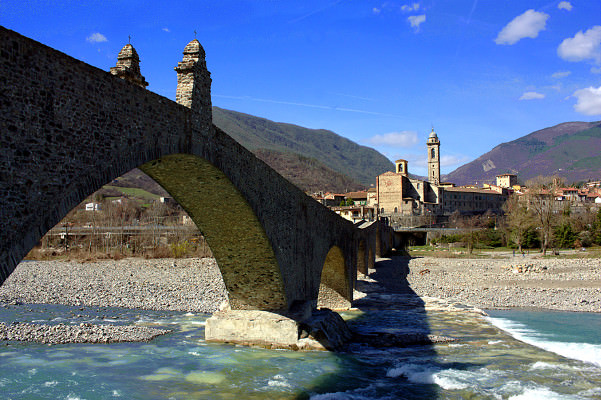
140;154;286;310
1;26;361;315
357;239;367;276
317;245;351;310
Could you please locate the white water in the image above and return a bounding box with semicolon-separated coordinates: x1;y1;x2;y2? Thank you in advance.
486;315;601;367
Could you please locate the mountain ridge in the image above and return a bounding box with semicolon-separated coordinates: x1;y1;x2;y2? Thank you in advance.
444;121;601;185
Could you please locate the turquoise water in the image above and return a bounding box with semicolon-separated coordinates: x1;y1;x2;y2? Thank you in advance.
1;304;601;399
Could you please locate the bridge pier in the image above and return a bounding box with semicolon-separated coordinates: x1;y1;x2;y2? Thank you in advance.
204;307;352;351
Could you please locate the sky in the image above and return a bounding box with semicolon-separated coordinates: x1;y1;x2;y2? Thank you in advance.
2;0;601;177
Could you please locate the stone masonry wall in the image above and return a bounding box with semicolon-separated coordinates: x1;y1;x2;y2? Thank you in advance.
0;26;370;311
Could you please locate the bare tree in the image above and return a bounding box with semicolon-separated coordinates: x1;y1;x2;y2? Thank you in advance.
525;176;562;255
503;194;532;253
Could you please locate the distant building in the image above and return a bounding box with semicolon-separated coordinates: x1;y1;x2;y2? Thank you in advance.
85;202;101;211
376;159;441;216
375;129;507;219
496;173;517;188
159;197;173;204
344;191;368;205
331;205;375;223
366;188;378;207
426;128;441;185
320;193;346;207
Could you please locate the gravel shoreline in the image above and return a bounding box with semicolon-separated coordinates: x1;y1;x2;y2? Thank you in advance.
1;255;599;344
0;258;228;312
404;256;601;312
0;258;228;344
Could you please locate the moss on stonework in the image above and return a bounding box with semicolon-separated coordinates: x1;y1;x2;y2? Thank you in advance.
140;154;286;311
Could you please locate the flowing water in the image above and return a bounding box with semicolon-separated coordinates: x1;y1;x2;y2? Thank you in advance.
1;303;600;399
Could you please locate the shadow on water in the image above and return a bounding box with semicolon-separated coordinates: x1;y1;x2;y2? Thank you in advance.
297;254;481;399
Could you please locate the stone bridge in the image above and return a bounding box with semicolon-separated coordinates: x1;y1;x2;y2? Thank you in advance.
0;26;394;344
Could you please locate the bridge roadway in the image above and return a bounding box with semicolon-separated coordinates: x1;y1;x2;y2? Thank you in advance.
0;26;396;346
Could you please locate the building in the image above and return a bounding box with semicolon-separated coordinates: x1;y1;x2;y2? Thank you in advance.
344;191;368;205
376;159;441;216
496;173;517;188
427;128;441;185
331;205;375;223
376;129;507;219
85;202;101;211
441;187;507;215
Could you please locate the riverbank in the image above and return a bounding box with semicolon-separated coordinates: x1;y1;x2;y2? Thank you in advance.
0;258;227;313
1;255;599;345
404;256;601;312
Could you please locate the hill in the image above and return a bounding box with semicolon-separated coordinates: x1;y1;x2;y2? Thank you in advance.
212;107;393;188
444;121;601;185
253;149;364;193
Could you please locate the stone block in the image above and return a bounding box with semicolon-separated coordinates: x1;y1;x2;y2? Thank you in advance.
205;310;299;347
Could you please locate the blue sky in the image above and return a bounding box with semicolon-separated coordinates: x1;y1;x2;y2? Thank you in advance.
2;1;600;177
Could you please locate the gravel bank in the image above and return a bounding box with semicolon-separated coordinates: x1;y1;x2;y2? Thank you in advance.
0;322;171;344
0;258;228;313
0;258;228;344
404;256;601;312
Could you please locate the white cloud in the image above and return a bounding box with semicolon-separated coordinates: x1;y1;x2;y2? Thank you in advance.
401;3;420;12
372;7;381;14
367;131;419;147
572;86;601;115
519;91;545;100
408;14;426;31
495;9;549;45
86;32;108;43
551;70;571;78
162;27;170;33
440;154;470;168
557;26;601;64
558;1;573;11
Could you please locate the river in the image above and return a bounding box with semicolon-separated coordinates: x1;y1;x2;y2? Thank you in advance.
1;303;600;399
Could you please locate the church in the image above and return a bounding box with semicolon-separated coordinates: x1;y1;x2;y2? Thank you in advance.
376;129;507;217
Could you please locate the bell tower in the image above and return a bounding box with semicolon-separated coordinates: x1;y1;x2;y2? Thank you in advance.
427;128;440;185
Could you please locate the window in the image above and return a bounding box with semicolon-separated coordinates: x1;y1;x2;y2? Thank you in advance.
431;148;435;159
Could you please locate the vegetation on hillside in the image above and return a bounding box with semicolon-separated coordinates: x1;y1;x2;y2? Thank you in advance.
254;149;365;193
213;106;393;187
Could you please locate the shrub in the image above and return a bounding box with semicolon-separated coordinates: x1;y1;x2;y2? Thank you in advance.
170;241;190;259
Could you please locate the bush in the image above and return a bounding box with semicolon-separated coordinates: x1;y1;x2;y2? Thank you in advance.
170;241;190;258
555;223;576;249
522;227;540;249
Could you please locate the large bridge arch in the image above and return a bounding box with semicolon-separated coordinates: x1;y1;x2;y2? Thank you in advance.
0;26;365;314
140;154;286;310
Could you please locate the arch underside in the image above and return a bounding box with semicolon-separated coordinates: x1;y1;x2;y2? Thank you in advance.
140;154;287;311
317;246;351;310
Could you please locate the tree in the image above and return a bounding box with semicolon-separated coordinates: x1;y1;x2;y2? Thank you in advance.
524;176;562;255
554;222;575;248
503;194;532;253
457;215;481;254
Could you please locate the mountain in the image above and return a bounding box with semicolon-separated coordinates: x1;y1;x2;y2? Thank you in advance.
212;107;394;188
253;149;364;193
444;121;601;186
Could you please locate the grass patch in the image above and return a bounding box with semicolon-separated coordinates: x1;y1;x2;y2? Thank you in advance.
103;185;161;201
